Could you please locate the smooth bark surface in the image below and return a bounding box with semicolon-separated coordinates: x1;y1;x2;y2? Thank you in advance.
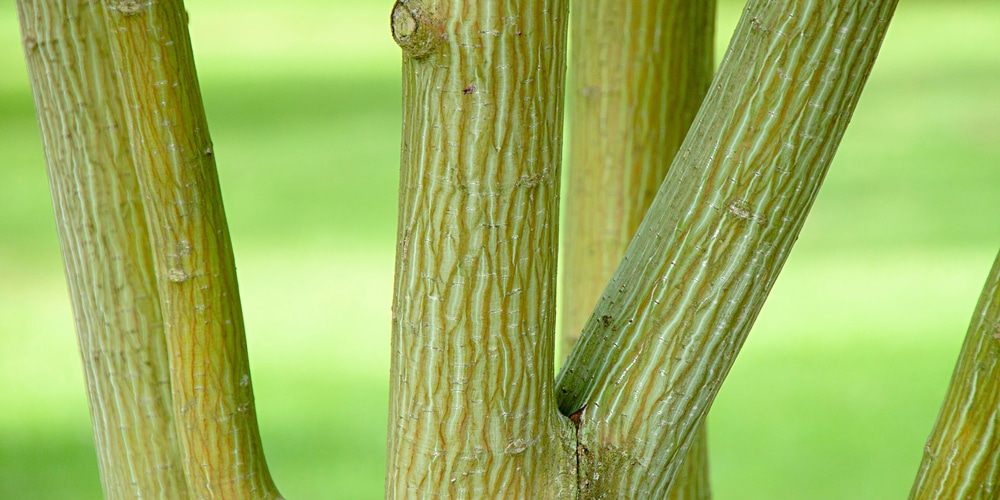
561;1;715;497
557;1;899;497
910;249;1000;499
16;1;187;497
386;0;575;497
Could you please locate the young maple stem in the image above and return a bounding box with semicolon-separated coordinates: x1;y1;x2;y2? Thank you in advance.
385;0;575;497
16;1;187;497
96;1;282;497
18;0;283;497
557;0;899;496
910;248;1000;499
561;0;715;497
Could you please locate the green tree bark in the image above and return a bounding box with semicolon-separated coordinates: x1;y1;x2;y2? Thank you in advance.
17;0;282;497
910;249;1000;499
17;1;187;497
556;0;899;496
385;0;575;497
561;1;716;497
19;0;905;496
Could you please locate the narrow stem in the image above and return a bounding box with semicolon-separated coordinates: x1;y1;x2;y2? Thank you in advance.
910;248;1000;499
557;0;899;496
99;1;281;497
16;1;188;497
385;0;575;497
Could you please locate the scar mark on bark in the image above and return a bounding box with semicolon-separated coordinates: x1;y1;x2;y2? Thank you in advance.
513;169;551;190
598;315;612;329
728;199;768;226
108;0;150;15
167;268;189;283
391;1;446;59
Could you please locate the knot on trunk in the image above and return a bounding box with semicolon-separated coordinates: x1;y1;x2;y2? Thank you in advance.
391;1;445;59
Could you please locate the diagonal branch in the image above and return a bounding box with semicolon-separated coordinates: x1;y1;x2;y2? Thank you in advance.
557;1;899;496
16;1;188;497
561;0;716;497
910;248;1000;499
98;1;282;497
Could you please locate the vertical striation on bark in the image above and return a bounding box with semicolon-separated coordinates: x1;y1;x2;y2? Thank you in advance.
561;1;715;497
16;1;189;497
97;1;282;497
561;0;715;359
386;0;576;497
556;1;899;497
910;249;1000;499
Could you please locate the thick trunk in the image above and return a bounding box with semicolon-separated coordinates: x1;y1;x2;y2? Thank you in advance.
385;0;575;497
17;0;282;497
557;0;899;496
561;1;715;497
910;249;1000;499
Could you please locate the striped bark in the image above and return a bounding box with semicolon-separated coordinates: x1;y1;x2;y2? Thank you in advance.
98;1;282;497
18;0;282;497
910;249;1000;499
16;1;188;497
386;0;576;497
561;1;716;497
557;1;899;497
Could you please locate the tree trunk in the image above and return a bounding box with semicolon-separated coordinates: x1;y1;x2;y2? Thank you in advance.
17;0;282;497
557;0;899;496
385;0;575;497
19;0;905;496
17;1;187;497
561;1;715;497
910;248;1000;499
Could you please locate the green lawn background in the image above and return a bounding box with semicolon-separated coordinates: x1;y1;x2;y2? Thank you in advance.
0;1;997;498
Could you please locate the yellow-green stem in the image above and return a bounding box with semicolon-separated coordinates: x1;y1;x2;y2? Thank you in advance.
16;1;188;497
910;248;1000;499
386;0;575;497
562;1;715;497
99;1;281;497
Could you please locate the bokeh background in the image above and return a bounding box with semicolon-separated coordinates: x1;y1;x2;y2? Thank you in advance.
0;1;997;498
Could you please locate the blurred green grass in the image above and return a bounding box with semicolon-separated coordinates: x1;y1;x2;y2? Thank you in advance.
0;1;998;499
